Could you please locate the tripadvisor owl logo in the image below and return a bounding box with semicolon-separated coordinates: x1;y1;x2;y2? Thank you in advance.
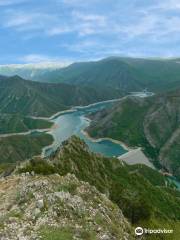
135;227;173;236
135;227;144;236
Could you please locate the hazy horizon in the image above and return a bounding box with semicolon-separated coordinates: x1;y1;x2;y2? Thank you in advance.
1;55;180;67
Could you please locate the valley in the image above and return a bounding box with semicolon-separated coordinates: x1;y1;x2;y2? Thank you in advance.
1;0;180;238
0;75;124;169
1;85;179;186
0;75;121;117
1;57;180;239
42;98;128;159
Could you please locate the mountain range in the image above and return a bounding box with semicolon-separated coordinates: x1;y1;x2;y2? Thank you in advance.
1;57;180;94
0;62;70;81
0;74;122;166
1;57;180;239
0;75;121;117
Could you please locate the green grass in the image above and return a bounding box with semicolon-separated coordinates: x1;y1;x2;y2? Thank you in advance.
19;158;56;175
127;164;167;186
0;114;53;134
40;227;73;240
39;226;97;240
0;163;16;175
0;133;53;164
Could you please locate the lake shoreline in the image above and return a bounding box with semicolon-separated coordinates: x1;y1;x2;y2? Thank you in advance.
81;129;131;151
49;97;125;120
2;94;180;189
0;128;52;138
42;98;130;159
81;129;155;168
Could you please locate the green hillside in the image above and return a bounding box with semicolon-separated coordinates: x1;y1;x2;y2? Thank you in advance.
47;57;180;93
0;75;122;117
87;91;180;179
0;132;53;164
2;57;180;94
19;136;180;239
0;114;53;134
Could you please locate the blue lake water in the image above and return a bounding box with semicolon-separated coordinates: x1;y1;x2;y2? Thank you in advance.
43;100;127;157
42;97;180;190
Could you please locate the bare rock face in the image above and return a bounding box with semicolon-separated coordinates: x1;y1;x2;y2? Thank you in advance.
0;174;134;240
36;199;44;209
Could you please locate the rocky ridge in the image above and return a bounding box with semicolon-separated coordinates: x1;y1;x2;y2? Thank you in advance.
0;172;133;240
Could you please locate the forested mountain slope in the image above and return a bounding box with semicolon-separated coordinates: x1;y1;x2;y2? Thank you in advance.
87;90;180;179
2;57;180;94
0;75;121;117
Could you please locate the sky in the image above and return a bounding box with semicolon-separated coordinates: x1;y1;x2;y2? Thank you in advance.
0;0;180;64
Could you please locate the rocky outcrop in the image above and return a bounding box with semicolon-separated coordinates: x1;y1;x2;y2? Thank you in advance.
0;173;134;240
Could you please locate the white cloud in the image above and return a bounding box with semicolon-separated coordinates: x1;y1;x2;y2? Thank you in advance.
118;14;159;38
150;0;180;11
1;0;180;61
63;40;98;52
0;0;27;6
62;0;85;4
73;11;106;24
47;26;72;36
113;7;180;42
2;0;180;43
63;39;129;59
17;54;73;66
0;61;71;69
19;54;59;63
5;14;34;28
46;11;107;37
61;0;100;7
71;11;108;36
3;10;59;34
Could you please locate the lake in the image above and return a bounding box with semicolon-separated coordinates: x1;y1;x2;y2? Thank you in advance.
43;99;128;157
41;96;180;190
